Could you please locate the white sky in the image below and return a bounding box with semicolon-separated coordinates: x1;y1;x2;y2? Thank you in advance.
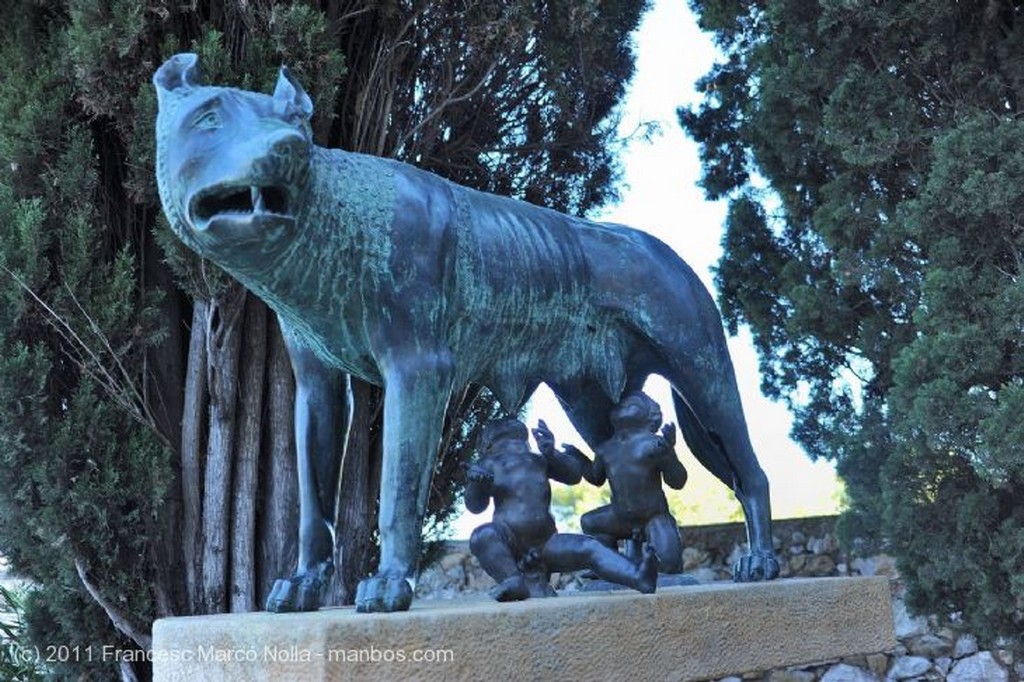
449;0;841;539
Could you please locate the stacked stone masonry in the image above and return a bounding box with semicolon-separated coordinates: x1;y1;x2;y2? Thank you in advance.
419;516;1018;681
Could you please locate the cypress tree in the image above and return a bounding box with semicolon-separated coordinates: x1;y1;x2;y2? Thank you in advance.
0;2;648;677
682;0;1024;643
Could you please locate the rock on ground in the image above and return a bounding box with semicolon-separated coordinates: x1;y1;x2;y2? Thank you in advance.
947;651;1008;682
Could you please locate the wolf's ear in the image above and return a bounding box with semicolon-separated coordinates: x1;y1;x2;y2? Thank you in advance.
154;53;203;107
274;66;313;120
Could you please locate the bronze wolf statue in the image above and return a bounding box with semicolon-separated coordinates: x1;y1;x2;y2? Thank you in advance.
153;53;779;613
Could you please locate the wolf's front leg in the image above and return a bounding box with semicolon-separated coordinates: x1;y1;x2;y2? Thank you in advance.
266;335;347;612
355;351;455;613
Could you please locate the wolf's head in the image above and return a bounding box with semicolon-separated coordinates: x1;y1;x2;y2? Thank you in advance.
153;53;313;260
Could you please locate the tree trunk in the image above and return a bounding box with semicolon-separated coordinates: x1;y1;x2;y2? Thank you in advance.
143;229;188;618
201;283;246;613
257;317;298;605
330;379;382;605
180;299;209;614
229;296;267;612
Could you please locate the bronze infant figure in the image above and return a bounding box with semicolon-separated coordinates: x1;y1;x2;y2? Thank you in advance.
466;418;659;600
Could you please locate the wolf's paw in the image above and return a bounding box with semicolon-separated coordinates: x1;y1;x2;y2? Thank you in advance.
354;575;414;613
265;561;333;612
731;551;780;582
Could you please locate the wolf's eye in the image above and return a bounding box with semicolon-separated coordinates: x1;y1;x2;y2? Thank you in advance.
193;109;222;130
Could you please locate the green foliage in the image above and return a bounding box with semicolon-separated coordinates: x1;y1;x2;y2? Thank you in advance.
338;0;648;215
0;3;174;677
0;584;47;681
21;584;121;681
683;0;1024;643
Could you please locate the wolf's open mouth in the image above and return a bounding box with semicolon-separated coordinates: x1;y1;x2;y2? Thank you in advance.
193;185;291;225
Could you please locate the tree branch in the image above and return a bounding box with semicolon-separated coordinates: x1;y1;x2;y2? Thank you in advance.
1;266;170;449
396;59;499;154
74;557;152;651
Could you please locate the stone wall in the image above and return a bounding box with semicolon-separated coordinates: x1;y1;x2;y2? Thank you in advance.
419;516;1019;681
417;515;852;599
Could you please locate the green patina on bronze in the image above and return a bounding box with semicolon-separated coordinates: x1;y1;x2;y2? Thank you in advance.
153;53;779;614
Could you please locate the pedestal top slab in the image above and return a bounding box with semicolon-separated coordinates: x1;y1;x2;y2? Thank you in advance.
152;577;896;682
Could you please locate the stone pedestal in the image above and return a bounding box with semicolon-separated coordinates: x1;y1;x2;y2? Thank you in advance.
152;577;895;681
